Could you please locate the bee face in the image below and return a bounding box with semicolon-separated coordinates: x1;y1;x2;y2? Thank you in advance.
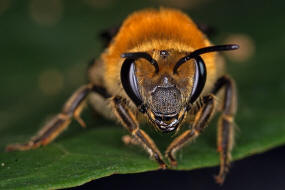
121;46;237;133
139;50;197;132
122;50;196;132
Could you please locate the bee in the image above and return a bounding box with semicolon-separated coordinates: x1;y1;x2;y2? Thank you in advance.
6;8;239;184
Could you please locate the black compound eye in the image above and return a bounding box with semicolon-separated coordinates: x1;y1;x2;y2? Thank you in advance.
120;58;143;108
189;55;207;104
173;44;239;106
173;55;207;105
120;52;159;113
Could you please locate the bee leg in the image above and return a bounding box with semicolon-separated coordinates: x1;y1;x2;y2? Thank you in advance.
6;84;94;151
122;135;140;146
112;97;166;169
165;95;216;167
211;75;237;184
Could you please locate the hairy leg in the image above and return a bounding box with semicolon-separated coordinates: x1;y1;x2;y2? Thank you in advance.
112;97;166;169
6;84;109;151
211;75;237;184
165;95;216;166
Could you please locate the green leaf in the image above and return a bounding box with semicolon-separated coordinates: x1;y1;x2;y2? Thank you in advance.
1;1;284;189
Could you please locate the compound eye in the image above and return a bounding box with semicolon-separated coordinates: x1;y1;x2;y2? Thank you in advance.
128;61;142;101
120;58;144;110
121;52;159;113
189;55;207;104
173;44;239;106
173;55;207;105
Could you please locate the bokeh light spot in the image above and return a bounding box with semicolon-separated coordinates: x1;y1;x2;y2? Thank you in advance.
224;34;255;62
38;69;64;96
29;0;63;27
66;62;86;87
0;0;10;15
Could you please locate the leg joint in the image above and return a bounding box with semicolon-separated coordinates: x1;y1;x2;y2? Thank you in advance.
221;114;234;123
202;94;215;104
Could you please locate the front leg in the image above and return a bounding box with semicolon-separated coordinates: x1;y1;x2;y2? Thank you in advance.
165;95;216;166
211;75;237;184
112;97;166;169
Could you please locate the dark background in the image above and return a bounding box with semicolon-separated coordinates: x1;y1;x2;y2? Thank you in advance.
74;145;285;190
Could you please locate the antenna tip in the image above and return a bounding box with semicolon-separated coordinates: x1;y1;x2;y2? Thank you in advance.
231;44;240;50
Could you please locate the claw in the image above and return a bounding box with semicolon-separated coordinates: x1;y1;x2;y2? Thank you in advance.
160;163;167;170
5;142;37;152
122;135;140;145
214;174;225;185
170;160;177;168
165;152;177;168
75;116;86;128
122;135;132;145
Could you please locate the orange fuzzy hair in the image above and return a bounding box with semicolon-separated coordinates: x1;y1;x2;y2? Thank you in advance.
102;8;221;97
